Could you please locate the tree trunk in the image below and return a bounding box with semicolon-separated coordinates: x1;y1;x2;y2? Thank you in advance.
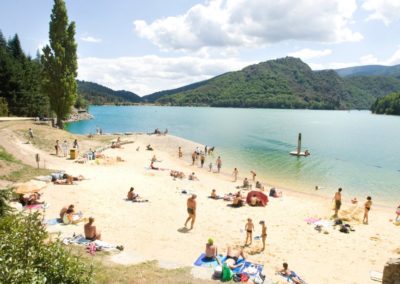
56;117;63;129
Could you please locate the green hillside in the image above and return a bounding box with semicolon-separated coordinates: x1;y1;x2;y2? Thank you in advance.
371;92;400;115
77;80;141;105
144;57;396;109
336;64;400;78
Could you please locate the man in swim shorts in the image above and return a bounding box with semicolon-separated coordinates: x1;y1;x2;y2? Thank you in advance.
225;246;245;269
333;188;342;218
184;194;197;229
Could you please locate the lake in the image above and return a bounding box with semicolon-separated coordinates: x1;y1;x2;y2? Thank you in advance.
66;106;400;206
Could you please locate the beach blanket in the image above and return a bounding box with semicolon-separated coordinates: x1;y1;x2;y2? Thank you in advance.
369;270;383;282
193;253;263;279
304;217;320;224
23;203;48;210
44;218;62;226
63;234;121;251
277;272;306;283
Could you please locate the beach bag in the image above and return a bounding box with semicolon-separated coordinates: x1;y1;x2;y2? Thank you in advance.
339;225;349;233
221;263;233;282
213;265;222;279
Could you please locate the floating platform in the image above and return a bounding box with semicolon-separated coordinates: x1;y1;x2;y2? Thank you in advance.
289;151;309;156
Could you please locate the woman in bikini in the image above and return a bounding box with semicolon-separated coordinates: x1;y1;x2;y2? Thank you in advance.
363;196;372;224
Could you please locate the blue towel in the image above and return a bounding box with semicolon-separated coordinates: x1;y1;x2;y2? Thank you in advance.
193;253;220;268
45;218;61;226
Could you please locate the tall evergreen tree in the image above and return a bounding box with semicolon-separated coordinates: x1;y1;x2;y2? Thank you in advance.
41;0;77;128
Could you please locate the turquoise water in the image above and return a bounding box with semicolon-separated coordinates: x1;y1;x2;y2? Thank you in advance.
66;106;400;206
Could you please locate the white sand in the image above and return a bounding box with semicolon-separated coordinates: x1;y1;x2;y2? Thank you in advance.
2;130;399;283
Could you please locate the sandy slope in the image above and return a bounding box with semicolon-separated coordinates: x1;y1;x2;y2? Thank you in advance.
1;124;399;283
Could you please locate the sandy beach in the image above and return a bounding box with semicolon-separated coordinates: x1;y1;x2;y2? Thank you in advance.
1;122;399;284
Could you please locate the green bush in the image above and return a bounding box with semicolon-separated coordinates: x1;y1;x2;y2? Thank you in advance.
0;211;93;283
0;97;8;116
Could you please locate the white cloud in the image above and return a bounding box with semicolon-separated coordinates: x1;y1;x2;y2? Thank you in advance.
288;48;332;60
310;46;400;70
78;55;254;95
80;36;102;43
362;0;400;25
134;0;362;51
359;54;379;65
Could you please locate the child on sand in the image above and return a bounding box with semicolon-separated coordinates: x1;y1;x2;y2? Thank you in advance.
178;147;182;158
244;218;254;246
363;196;372;224
259;220;267;251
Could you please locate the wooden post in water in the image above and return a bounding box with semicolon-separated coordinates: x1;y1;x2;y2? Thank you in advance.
297;133;302;155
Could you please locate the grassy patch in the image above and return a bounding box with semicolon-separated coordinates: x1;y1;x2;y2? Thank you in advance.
0;147;17;162
68;247;213;284
0;146;51;182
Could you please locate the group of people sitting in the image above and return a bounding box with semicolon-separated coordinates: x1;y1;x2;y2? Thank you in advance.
111;137;122;149
58;205;101;240
204;239;302;283
52;173;85;185
19;192;43;206
170;170;185;179
150;128;168;135
59;204;84;225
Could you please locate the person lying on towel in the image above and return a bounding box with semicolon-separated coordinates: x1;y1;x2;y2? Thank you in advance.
278;262;302;284
224;247;245;269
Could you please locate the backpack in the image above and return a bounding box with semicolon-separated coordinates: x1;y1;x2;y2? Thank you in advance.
221;263;233;282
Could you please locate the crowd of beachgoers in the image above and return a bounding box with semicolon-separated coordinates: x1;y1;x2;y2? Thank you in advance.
3;123;399;284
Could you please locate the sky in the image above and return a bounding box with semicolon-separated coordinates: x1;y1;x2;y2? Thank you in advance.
1;0;400;95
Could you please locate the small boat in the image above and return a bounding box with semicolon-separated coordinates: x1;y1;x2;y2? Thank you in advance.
290;133;310;157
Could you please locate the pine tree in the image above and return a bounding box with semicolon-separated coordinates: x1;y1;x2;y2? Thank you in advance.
41;0;77;128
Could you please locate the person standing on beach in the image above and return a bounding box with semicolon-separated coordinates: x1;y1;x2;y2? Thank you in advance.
62;140;68;157
396;205;400;222
55;140;60;156
178;147;183;158
244;218;254;246
209;162;213;172
216;156;222;173
363;196;372;224
204;145;208;156
200;154;205;168
184;194;197;230
259;220;267;251
191;151;196;165
333;188;342;218
28;128;34;141
233;168;239;182
250;171;256;182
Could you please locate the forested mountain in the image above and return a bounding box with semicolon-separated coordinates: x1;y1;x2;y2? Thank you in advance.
371;92;400;115
77;80;141;105
143;57;400;109
336;64;400;78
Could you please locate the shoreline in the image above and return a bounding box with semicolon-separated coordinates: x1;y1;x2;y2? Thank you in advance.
2;121;398;283
70;131;397;211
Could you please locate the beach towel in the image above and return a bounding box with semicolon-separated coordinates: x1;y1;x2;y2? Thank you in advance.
63;234;123;251
277;271;306;284
23;203;48;210
193;253;221;268
369;270;383;282
304;217;320;224
44;218;62;226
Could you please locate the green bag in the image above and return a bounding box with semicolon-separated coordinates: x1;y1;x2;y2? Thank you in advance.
221;263;233;282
